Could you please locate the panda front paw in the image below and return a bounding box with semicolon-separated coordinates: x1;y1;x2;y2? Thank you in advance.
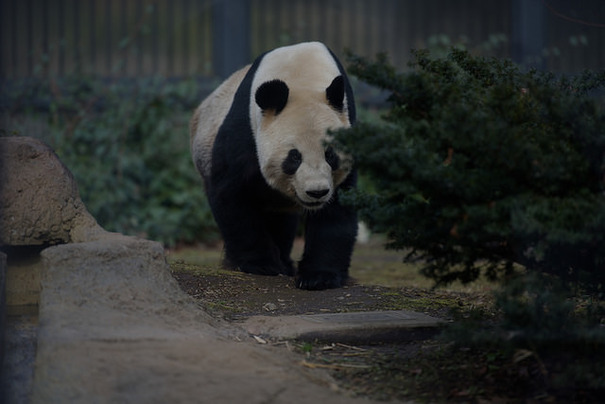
295;271;347;290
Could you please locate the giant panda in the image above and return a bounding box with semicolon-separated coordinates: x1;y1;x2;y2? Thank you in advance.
190;42;357;290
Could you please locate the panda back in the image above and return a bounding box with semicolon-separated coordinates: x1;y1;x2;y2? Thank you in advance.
190;65;250;179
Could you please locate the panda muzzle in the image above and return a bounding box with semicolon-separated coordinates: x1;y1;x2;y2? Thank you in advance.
306;189;330;199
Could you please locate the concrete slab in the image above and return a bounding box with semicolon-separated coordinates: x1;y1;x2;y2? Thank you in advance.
242;310;445;344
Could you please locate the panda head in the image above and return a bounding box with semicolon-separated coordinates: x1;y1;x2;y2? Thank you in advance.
252;75;352;210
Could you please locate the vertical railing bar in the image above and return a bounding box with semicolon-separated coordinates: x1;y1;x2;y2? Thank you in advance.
182;0;189;77
136;0;142;76
120;0;127;75
12;0;18;78
152;0;159;75
27;0;33;76
89;0;95;71
74;0;81;75
168;0;174;76
58;0;65;76
105;0;111;76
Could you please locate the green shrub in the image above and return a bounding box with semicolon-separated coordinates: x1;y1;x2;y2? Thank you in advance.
334;48;605;293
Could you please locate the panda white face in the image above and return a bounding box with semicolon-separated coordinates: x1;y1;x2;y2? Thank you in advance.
248;42;353;210
252;77;352;210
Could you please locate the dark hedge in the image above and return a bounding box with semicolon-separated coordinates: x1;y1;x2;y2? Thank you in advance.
335;48;605;293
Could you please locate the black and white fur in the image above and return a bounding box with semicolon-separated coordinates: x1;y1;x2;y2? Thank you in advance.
190;42;357;290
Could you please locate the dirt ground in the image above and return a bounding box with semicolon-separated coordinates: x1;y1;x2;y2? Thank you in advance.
168;240;603;403
168;238;491;321
171;266;467;320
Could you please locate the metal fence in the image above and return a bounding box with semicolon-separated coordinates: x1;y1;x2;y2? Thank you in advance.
1;0;604;80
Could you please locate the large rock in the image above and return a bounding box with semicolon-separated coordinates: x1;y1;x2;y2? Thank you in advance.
0;136;105;246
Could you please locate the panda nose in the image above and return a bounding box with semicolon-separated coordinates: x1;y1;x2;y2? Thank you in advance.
306;189;330;199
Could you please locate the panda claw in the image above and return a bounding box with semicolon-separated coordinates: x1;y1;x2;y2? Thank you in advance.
295;272;346;290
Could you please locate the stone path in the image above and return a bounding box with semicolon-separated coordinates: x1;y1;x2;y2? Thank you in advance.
243;310;443;343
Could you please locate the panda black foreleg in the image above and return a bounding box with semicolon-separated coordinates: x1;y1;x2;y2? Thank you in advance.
209;193;293;276
264;211;299;276
297;201;357;290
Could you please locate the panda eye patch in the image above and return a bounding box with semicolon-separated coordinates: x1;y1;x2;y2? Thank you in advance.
325;146;340;171
282;149;302;175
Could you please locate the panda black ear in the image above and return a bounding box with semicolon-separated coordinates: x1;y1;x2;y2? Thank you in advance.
255;80;289;115
326;75;345;112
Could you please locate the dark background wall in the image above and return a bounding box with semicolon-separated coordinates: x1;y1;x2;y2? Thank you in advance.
1;0;604;80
